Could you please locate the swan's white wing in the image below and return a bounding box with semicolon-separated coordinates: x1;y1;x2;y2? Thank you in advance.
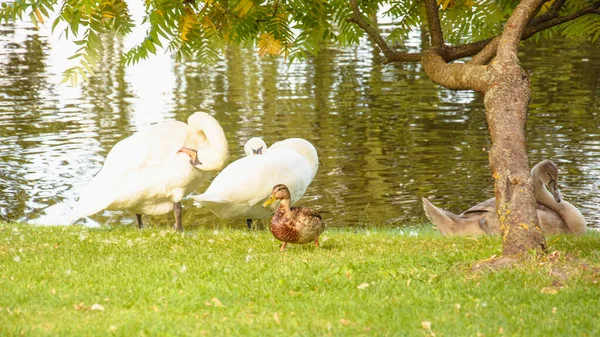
100;121;193;175
192;148;314;219
71;121;198;219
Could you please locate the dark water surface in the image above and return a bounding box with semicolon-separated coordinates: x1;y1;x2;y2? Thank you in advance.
1;19;599;229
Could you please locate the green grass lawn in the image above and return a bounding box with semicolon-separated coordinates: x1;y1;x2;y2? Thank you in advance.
1;222;599;336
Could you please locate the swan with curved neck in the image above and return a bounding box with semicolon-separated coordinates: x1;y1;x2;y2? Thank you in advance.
191;137;319;229
71;112;229;230
244;137;267;156
422;160;587;236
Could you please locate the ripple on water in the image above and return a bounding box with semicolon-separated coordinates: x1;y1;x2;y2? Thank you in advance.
0;27;599;228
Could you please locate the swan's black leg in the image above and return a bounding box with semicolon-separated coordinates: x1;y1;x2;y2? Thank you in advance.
136;214;144;229
246;219;253;230
173;202;183;231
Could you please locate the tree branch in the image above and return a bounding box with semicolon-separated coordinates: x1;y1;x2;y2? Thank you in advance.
347;0;394;59
421;49;491;92
529;0;566;26
468;2;600;65
497;0;546;62
523;3;600;38
347;0;422;62
424;0;444;48
347;0;600;65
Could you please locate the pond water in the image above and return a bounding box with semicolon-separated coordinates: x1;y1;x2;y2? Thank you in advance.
1;18;599;229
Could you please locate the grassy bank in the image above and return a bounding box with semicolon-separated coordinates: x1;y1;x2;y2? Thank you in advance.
1;223;599;336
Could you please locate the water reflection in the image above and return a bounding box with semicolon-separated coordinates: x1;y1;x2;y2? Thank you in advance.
0;21;598;228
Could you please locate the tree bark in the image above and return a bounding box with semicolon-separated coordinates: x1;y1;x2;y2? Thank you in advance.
485;0;547;256
484;60;546;256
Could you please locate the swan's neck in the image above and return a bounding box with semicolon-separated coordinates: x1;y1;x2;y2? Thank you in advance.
189;113;229;171
534;179;586;235
271;139;319;178
534;178;557;211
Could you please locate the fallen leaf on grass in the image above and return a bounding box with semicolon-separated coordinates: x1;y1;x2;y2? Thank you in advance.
211;298;224;307
274;313;280;325
422;321;435;336
73;302;88;311
340;319;351;325
548;250;560;261
540;287;558;295
91;304;104;311
357;283;369;290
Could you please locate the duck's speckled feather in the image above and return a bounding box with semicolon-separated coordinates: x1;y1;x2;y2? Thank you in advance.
270;206;324;244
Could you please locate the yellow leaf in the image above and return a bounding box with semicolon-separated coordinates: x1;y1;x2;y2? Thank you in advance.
539;0;555;14
258;32;283;57
34;8;44;24
202;15;215;29
181;11;199;42
233;0;253;18
437;0;454;10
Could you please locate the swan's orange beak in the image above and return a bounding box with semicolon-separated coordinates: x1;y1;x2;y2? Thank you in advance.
178;147;202;166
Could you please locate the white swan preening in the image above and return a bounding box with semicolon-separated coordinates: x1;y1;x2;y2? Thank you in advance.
70;112;229;230
422;160;587;236
192;137;319;229
244;137;267;156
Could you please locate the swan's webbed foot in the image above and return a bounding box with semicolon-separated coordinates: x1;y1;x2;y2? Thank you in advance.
173;202;183;232
136;214;144;229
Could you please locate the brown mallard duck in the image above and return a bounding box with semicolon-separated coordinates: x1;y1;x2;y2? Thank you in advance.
422;160;587;236
262;184;325;251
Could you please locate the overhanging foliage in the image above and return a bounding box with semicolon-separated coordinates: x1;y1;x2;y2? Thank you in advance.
0;0;598;84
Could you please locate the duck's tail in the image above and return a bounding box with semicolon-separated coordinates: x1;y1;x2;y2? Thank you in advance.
421;197;459;236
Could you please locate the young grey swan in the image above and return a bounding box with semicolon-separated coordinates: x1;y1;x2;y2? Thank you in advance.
262;184;325;251
422;160;587;236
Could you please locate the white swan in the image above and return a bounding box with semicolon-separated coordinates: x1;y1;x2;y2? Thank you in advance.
191;137;319;229
244;137;267;156
70;112;229;230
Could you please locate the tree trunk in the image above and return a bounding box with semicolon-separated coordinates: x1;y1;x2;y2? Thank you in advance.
484;60;546;256
419;0;547;257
